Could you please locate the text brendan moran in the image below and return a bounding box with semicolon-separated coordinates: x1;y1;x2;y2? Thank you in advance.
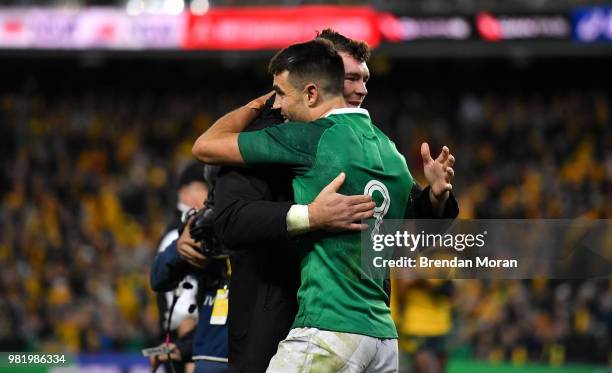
372;256;518;268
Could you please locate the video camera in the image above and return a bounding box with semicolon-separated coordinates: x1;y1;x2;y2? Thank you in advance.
178;165;230;259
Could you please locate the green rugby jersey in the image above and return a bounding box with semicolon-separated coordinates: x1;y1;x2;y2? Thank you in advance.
238;108;414;339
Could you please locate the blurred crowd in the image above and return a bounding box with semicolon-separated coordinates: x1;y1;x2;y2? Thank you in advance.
357;83;609;220
453;279;612;365
0;64;610;366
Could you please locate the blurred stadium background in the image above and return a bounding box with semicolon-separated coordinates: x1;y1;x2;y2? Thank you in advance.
0;0;610;372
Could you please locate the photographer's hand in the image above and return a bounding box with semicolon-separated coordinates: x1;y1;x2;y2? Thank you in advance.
177;219;208;269
149;343;181;372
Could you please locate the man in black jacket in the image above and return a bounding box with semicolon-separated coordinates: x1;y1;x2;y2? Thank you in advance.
211;31;459;373
214;105;297;373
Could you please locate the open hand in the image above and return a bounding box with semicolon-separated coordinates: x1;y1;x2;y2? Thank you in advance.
309;172;375;232
421;143;455;201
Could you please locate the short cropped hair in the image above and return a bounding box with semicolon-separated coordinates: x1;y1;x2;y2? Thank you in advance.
268;39;344;97
316;28;371;63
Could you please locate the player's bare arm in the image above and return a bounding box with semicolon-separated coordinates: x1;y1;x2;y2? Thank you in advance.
420;142;456;214
192;91;274;165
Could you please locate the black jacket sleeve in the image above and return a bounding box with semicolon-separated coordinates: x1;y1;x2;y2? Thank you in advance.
412;183;459;219
214;167;293;250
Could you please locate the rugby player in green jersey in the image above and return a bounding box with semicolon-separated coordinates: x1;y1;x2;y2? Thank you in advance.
193;39;455;372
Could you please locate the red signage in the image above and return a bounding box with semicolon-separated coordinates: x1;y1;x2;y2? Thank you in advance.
183;6;381;50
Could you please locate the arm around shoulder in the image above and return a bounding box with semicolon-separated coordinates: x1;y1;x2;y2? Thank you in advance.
192;93;273;165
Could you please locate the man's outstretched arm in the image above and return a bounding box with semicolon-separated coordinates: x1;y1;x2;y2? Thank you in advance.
192;92;273;165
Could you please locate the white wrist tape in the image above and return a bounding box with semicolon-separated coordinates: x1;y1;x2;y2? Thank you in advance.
286;204;310;237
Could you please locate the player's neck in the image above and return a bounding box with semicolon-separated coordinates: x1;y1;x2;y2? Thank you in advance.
317;96;347;119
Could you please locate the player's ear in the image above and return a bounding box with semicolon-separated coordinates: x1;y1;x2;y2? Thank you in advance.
304;83;318;107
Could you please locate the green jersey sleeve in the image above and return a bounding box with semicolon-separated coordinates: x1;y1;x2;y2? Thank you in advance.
238;119;333;169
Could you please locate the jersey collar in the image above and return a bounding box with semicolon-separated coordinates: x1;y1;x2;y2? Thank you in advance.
324;107;370;118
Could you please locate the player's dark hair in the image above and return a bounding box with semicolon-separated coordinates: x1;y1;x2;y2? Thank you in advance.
316;28;371;63
268;39;344;97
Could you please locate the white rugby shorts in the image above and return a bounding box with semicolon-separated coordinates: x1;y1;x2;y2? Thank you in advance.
266;327;398;373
